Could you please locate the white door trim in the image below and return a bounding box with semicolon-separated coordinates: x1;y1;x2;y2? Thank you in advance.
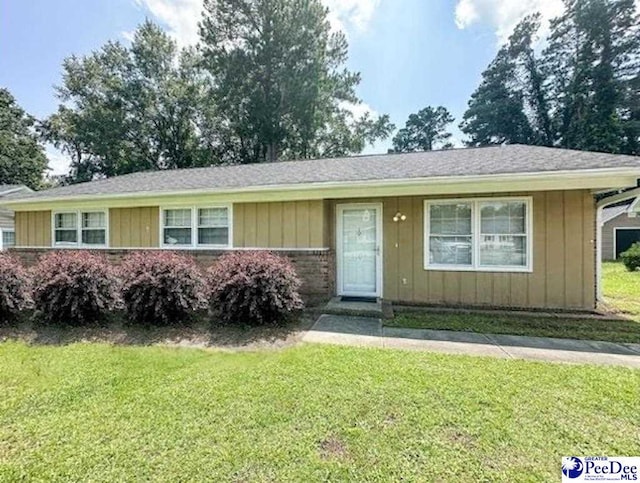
336;203;383;298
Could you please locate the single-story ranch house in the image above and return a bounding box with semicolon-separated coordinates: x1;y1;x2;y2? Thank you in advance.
2;144;640;310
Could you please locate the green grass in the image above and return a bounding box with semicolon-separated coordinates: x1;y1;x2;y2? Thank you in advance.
388;262;640;343
602;261;640;321
388;311;640;343
0;342;638;481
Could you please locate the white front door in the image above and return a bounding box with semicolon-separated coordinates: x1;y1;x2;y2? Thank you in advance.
337;204;382;297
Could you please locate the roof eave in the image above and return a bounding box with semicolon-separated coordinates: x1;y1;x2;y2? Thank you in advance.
2;167;639;211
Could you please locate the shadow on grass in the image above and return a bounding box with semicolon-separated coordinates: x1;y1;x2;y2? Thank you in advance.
0;311;315;350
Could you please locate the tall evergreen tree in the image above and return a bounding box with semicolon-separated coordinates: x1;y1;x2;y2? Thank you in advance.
460;43;534;146
199;0;393;164
390;106;454;152
462;2;639;154
543;0;639;153
0;88;48;189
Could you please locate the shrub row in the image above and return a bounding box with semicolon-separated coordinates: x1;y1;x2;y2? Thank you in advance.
0;250;303;326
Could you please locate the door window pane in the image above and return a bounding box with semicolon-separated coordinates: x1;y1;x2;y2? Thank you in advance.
342;208;377;294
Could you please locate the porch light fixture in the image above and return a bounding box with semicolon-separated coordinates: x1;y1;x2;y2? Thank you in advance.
392;212;407;222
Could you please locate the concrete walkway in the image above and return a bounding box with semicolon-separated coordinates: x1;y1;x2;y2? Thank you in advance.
302;315;640;368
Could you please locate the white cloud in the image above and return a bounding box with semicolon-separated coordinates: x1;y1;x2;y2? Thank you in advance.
132;0;203;47
454;0;565;43
45;145;72;176
322;0;380;34
131;0;380;46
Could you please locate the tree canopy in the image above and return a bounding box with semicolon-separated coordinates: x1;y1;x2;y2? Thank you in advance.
199;0;393;164
0;88;48;189
42;21;212;183
461;0;640;155
390;106;454;152
43;1;394;183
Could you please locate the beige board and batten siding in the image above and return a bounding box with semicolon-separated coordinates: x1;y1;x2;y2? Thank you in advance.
601;213;640;261
109;207;160;248
328;189;596;310
233;200;329;248
13;202;329;249
15;211;51;247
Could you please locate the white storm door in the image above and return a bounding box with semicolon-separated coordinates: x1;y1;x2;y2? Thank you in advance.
337;204;382;297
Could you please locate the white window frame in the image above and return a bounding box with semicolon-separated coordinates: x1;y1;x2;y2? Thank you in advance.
51;210;109;248
1;229;15;250
424;197;533;273
0;228;14;250
160;204;233;249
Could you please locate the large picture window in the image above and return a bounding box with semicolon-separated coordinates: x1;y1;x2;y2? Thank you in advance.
161;206;231;248
53;211;107;247
425;198;532;272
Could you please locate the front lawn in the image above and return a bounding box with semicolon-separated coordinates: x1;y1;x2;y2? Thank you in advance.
0;342;638;481
388;262;640;343
388;311;640;343
602;261;640;321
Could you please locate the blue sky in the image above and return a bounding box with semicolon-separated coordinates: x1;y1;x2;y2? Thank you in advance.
0;0;565;174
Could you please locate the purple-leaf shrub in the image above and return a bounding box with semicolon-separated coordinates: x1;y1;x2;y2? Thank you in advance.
0;254;32;321
120;251;208;325
207;251;304;326
32;251;121;325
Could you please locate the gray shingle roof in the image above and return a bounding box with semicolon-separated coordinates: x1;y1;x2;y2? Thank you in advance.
0;185;28;196
602;200;634;223
10;144;640;201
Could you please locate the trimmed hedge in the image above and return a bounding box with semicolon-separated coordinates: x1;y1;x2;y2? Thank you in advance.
0;254;32;320
207;251;303;326
120;251;208;325
32;251;121;325
620;242;640;272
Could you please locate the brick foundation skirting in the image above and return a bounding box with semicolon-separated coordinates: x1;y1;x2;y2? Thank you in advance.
9;248;336;306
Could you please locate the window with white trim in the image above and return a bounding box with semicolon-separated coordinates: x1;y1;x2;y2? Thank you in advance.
163;209;192;246
161;206;231;248
54;211;107;247
197;207;229;246
1;230;15;249
425;198;531;272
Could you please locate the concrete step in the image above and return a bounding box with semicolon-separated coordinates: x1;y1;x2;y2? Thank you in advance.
322;297;394;319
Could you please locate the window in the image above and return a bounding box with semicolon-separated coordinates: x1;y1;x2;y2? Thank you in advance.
428;202;472;267
425;198;531;272
161;206;231;248
1;230;15;249
197;208;229;246
82;212;106;245
163;209;192;246
53;211;107;247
